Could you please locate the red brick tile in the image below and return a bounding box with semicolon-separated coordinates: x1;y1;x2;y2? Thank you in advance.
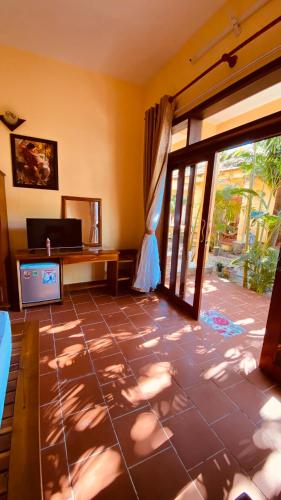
102;376;148;419
121;303;144;317
113;408;170;467
40;402;64;448
93;353;132;385
40;350;57;375
130;447;201;500
166;408;223;469
26;308;51;321
187;381;237;423
190;450;264;500
93;295;114;305
40;333;55;353
119;334;161;361
71;293;92;304
88;335;120;360
212;412;268;471
52;310;78;325
98;302;121;315
64;405;117;464
60;374;103;417
103;311;128;327
82;322;110;341
225;380;267;423
115;295;136;306
110;322;141;342
74;301;97;314
41;442;72;499
57;350;93;381
78;310;103;326
55;335;86;357
40;372;60;406
70;445;136;499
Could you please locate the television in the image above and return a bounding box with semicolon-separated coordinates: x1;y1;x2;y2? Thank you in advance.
26;218;82;249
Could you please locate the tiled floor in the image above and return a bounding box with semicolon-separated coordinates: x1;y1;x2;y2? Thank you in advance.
9;277;281;499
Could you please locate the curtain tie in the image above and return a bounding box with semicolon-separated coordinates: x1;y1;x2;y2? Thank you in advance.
146;229;155;235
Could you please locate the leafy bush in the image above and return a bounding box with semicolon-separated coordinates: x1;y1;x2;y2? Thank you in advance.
232;243;279;294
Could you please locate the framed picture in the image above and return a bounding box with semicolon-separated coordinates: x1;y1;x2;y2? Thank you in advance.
10;134;59;190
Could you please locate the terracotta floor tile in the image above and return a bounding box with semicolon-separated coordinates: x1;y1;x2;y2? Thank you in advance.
115;295;136;306
41;442;72;499
52;310;78;325
93;295;114;305
250;452;281;499
153;339;185;362
50;302;74;313
40;402;64;449
40;333;55;353
130;447;201;500
129;353;162;378
52;324;84;340
121;303;144;317
110;322;141;342
93;352;132;385
212;412;268;471
40;350;57;375
55;335;86;357
64;405;117;464
57;350;93;381
88;335;121;360
74;301;97;314
70;445;136;500
103;311;128;327
166;408;223;469
82;322;110;341
187;381;237;423
130;313;157;330
98;302;121;315
26;308;51;321
190;449;264;500
171;355;211;389
40;372;60;406
113;408;170;467
9;311;25;321
102;375;148;419
77;310;104;326
71;293;92;304
246;368;275;391
225;380;267;423
60;374;103;417
119;334;161;361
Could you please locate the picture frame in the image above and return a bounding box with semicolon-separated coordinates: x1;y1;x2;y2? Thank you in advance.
10;134;59;190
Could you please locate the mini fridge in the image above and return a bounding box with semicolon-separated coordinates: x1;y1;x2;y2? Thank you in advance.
20;262;61;304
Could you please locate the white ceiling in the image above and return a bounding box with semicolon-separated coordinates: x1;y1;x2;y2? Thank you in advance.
207;82;281;124
0;0;225;84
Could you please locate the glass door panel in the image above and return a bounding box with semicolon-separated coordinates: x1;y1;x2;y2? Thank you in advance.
162;156;214;319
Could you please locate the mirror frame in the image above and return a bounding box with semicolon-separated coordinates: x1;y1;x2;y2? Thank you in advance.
61;195;102;247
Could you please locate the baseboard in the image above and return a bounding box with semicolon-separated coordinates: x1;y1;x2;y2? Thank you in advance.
64;279;107;293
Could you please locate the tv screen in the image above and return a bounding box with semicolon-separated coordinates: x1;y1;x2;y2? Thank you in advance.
26;218;82;249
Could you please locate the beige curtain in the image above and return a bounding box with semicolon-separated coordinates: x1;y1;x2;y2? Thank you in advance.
133;95;175;292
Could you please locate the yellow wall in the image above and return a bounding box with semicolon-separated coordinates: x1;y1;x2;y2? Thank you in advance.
144;0;280;113
0;44;144;283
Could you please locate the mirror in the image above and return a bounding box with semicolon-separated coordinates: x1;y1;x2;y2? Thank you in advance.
61;196;102;247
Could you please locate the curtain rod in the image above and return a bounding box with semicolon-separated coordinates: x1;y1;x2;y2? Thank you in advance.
172;15;281;100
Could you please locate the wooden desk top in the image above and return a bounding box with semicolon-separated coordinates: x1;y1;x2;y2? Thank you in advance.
14;248;119;264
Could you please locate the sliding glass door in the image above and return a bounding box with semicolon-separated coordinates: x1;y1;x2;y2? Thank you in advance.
161;154;215;319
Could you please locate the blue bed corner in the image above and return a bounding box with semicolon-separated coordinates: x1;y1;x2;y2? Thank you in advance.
0;311;12;427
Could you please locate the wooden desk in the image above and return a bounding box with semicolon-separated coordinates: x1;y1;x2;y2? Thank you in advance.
14;248;119;310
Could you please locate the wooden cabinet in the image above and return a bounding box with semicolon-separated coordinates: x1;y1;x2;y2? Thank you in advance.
108;249;137;295
0;171;10;308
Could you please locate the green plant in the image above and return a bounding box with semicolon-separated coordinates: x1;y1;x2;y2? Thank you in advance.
232;243;279;294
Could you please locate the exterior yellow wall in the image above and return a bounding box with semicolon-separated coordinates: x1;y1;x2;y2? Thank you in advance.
0;44;144;283
144;0;280;113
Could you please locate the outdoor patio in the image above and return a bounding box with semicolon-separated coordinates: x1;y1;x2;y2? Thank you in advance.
8;278;281;499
